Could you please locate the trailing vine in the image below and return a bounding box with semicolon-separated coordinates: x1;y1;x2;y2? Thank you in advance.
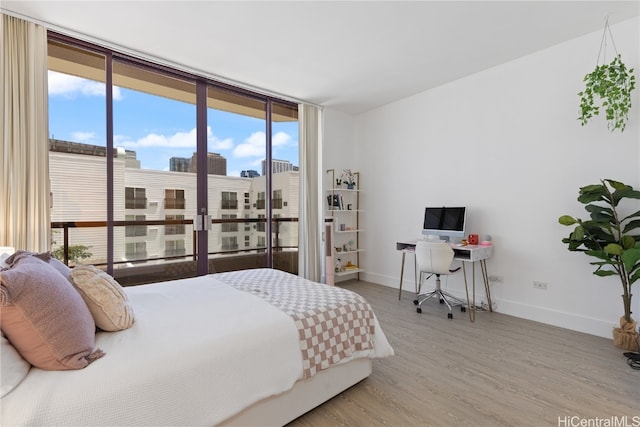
578;54;636;132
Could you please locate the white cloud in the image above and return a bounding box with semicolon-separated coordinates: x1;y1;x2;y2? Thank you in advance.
48;71;122;100
116;126;234;152
233;131;266;158
120;128;196;149
207;127;234;150
232;130;295;159
72;131;96;143
272;131;292;147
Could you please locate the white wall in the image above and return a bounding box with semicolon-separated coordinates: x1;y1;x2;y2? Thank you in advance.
323;108;358;174
324;17;640;338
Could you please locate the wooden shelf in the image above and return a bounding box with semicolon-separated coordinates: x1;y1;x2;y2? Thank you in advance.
327;168;362;280
334;249;364;255
335;268;364;277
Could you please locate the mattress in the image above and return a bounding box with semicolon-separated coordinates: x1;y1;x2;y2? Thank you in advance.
1;269;394;426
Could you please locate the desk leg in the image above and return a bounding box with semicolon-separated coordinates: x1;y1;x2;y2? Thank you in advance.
398;251;406;300
462;261;477;322
480;260;492;312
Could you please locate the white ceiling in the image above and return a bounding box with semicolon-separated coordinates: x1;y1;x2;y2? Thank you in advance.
2;1;639;115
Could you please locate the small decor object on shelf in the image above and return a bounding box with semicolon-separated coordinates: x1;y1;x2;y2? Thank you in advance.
344;261;358;270
341;169;357;190
578;18;637;132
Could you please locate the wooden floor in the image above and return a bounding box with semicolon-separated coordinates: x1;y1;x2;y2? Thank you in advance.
288;280;639;427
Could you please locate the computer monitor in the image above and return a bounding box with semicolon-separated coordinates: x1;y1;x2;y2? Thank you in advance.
421;207;466;241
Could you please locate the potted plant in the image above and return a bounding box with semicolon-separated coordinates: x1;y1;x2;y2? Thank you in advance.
578;54;636;132
341;169;357;190
559;179;640;350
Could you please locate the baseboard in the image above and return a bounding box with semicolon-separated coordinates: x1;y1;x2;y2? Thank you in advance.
494;298;616;339
361;271;406;289
360;272;616;340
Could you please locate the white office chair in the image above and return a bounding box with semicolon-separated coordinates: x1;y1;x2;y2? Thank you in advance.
414;240;466;318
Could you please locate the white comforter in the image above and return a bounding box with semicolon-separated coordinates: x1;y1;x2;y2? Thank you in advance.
1;273;393;426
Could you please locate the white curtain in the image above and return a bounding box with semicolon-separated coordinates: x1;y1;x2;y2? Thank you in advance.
1;14;50;251
298;103;323;281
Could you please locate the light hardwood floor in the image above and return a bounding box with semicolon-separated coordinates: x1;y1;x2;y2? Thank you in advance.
288;280;639;427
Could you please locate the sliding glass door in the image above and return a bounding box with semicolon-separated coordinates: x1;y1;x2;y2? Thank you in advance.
112;60;200;280
47;33;299;285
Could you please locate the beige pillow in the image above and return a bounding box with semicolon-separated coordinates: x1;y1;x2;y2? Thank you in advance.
1;335;31;397
0;256;105;370
70;265;135;332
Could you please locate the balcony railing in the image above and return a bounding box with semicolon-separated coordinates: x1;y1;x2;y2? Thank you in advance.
51;216;298;271
125;199;147;209
221;200;238;209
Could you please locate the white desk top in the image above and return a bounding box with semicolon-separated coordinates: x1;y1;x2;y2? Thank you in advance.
396;239;493;262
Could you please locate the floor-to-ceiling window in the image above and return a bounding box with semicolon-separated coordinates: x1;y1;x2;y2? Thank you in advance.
48;39;108;267
47;33;299;285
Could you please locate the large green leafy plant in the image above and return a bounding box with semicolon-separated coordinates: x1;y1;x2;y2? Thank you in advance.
578;54;636;132
559;180;640;331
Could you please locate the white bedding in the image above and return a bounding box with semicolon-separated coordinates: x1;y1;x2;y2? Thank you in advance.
1;271;394;426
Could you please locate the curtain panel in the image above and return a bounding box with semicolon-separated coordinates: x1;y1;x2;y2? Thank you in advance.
1;14;50;251
298;104;323;282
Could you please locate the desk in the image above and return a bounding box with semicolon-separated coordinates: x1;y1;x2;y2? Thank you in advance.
396;240;493;321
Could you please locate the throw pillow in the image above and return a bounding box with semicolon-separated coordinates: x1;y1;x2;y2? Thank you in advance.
1;334;31;397
0;253;10;270
5;250;71;280
0;256;105;370
70;265;135;332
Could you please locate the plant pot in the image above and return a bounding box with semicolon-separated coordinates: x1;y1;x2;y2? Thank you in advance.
613;316;639;351
347;184;355;190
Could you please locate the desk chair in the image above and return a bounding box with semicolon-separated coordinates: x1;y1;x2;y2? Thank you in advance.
414;240;466;319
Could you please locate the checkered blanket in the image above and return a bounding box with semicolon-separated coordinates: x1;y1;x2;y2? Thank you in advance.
214;268;375;379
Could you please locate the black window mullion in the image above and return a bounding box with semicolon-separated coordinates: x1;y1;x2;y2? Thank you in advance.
196;80;208;275
106;52;114;275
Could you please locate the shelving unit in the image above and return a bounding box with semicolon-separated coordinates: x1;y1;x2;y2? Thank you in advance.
326;169;363;280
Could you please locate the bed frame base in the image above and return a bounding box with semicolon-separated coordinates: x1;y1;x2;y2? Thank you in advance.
220;358;372;426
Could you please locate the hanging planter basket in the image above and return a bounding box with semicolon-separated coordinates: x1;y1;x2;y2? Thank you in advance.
578;19;637;132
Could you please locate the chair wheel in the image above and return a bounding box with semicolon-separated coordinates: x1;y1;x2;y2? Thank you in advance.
417;307;422;314
461;306;466;312
413;299;418;305
447;313;453;319
439;299;445;304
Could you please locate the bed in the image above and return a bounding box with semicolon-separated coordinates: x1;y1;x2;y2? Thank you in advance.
1;265;394;426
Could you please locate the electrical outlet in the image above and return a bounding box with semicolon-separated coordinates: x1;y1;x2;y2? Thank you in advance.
489;275;504;283
533;281;548;290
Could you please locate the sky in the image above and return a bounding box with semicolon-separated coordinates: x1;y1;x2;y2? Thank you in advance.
47;71;299;177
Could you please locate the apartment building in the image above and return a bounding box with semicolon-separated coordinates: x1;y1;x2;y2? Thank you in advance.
49;140;299;268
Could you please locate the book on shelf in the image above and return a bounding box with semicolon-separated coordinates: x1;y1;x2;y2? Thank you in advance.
326;194;345;210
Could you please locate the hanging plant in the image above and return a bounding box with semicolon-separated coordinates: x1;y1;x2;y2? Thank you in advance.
578;19;637;132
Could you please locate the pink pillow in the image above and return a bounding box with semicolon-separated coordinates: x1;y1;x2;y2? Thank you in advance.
5;250;71;280
0;256;105;370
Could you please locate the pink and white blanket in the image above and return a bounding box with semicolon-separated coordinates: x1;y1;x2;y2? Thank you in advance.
215;268;376;378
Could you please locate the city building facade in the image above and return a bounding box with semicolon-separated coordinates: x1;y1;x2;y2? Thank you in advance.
50;140;299;272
